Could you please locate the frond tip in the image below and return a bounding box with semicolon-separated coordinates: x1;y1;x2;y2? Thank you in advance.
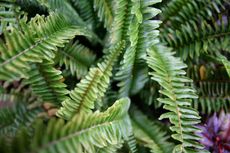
147;45;204;152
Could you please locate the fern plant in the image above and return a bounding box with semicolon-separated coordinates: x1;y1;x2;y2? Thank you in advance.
0;0;229;153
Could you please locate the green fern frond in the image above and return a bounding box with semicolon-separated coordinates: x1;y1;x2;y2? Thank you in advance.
24;60;69;105
161;0;225;28
0;13;91;81
45;0;102;44
0;103;42;137
161;18;230;60
197;81;230;97
130;107;173;153
192;80;230;114
96;143;123;153
55;41;96;78
93;0;113;29
161;0;190;22
0;81;41;104
96;40;125;105
44;0;85;25
116;0;161;97
57;68;102;120
192;97;230;114
218;54;230;77
147;45;204;152
71;0;97;28
0;0;20;33
29;98;131;153
108;0;132;45
126;133;138;153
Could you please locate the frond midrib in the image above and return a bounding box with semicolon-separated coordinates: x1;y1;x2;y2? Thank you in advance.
58;48;91;67
0;26;75;68
74;69;101;114
29;118;123;153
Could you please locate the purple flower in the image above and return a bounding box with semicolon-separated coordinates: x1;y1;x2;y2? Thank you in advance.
197;111;230;153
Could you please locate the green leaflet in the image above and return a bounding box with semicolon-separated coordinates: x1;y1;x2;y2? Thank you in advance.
219;54;230;77
147;45;203;152
29;98;131;153
0;13;91;81
57;41;125;119
0;103;42;137
130;107;173;153
57;68;103;120
93;0;113;29
116;0;161;97
55;41;96;78
0;0;20;34
160;16;230;60
96;40;125;105
24;60;69;105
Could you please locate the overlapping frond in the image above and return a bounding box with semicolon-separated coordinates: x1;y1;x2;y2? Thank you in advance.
0;13;91;81
0;0;20;33
193;97;230;114
108;0;132;45
116;0;161;97
24;60;69;105
45;0;102;44
55;41;96;78
160;18;230;60
161;0;225;28
30;98;131;153
147;45;204;152
96;143;123;153
71;0;97;28
192;81;230;114
218;54;230;77
96;40;125;104
57;68;102;120
0;103;42;137
93;0;113;29
130;107;174;153
44;0;84;25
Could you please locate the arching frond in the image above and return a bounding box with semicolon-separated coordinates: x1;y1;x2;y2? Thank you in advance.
57;68;102;120
0;13;91;81
116;0;161;97
24;60;69;105
0;0;20;33
161;0;225;28
147;45;204;152
160;18;230;60
0;103;42;137
96;40;125;105
30;98;131;153
45;0;102;44
70;0;97;28
55;41;96;78
130;107;173;153
108;0;132;45
93;0;113;29
44;0;84;25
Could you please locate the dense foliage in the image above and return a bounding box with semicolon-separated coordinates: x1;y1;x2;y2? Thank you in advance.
0;0;229;153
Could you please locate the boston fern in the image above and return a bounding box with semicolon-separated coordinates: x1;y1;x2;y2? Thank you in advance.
0;0;229;153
